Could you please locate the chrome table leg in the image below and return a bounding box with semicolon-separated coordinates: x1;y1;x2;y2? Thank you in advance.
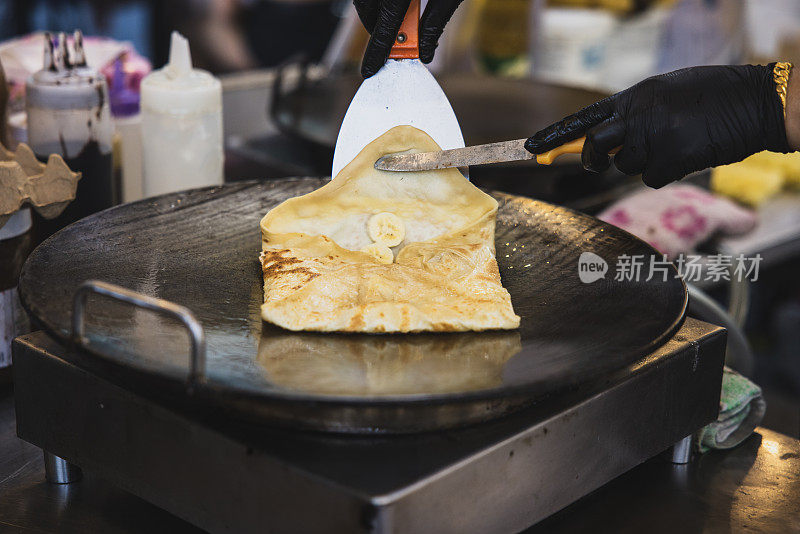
670;435;694;464
43;451;82;484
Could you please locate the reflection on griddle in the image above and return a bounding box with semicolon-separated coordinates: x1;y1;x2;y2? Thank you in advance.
257;327;521;396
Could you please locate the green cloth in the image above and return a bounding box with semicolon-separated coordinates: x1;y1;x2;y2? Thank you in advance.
697;367;766;453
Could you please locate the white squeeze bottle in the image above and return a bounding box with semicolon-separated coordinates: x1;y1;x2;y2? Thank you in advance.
141;32;223;197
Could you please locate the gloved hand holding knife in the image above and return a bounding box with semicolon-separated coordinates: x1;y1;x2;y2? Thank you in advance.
526;64;799;187
377;62;800;186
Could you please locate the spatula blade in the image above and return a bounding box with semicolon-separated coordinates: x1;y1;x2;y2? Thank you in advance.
331;59;465;179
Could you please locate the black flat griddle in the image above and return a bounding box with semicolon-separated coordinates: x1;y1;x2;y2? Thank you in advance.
19;180;687;433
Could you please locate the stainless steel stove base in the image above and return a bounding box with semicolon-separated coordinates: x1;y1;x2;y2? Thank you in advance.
13;319;726;534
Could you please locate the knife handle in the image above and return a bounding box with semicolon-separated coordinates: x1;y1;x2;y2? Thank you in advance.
389;0;420;60
536;137;621;165
536;137;586;165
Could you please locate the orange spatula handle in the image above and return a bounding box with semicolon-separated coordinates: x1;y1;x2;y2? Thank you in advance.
536;136;621;165
388;0;420;59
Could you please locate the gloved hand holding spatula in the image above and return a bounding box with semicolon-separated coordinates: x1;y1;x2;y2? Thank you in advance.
355;0;464;77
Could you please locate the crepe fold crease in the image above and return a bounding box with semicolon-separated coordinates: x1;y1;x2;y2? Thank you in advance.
259;126;520;333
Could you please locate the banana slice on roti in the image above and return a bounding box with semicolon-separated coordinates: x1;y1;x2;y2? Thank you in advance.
368;212;405;247
361;242;394;264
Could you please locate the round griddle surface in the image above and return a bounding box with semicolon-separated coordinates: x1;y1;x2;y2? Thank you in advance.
19;180;686;432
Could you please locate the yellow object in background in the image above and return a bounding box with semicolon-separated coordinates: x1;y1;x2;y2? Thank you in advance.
476;0;530;75
546;0;674;14
710;152;793;207
742;150;800;189
548;0;633;12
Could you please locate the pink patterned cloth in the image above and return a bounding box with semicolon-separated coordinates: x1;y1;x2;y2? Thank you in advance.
598;184;757;257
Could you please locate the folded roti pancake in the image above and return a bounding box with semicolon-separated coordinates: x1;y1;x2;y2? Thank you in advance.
259;125;520;333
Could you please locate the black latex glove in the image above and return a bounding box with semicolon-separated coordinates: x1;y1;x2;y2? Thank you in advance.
525;64;791;188
355;0;464;78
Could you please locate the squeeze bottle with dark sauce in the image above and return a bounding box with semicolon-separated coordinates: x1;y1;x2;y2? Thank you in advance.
26;31;114;241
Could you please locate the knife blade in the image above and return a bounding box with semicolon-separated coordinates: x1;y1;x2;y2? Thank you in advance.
374;137;588;171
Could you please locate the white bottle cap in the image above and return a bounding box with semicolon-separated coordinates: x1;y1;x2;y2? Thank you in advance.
140;32;221;116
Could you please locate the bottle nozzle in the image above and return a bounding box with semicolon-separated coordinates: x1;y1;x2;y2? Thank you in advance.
43;32;55;71
42;30;85;72
73;30;86;67
53;32;67;71
166;31;192;80
62;32;74;69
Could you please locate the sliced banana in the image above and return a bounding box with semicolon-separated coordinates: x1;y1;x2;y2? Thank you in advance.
367;212;405;247
361;243;394;264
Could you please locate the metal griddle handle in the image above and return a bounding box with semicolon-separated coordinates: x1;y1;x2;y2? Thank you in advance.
71;280;207;389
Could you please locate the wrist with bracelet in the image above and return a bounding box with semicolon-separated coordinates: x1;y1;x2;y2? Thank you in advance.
776;61;800;150
773;61;793;118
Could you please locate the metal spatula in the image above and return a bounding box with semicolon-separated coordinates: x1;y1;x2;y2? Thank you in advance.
331;0;466;179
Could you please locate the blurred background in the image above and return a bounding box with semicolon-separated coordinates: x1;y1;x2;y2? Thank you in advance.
0;0;799;436
3;1;799;84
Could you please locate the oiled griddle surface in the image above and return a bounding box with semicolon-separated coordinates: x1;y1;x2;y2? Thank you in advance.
19;180;685;413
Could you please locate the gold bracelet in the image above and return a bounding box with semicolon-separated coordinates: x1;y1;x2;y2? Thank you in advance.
773;62;793;118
